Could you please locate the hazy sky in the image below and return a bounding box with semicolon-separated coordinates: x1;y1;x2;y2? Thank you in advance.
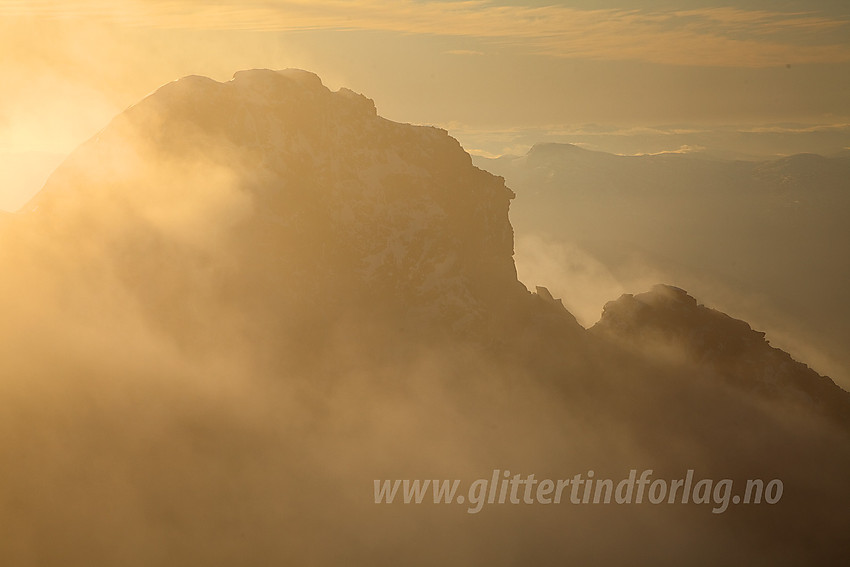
1;0;849;210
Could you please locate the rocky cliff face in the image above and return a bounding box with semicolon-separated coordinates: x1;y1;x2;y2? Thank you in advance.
26;69;542;345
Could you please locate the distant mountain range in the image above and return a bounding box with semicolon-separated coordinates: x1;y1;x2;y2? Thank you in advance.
475;143;850;389
0;70;847;565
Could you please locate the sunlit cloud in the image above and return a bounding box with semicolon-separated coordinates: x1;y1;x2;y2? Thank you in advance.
3;1;849;67
443;49;486;56
633;144;708;156
450;121;850;140
740;123;850;133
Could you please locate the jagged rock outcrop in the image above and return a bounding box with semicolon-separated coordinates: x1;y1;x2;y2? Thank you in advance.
592;284;850;427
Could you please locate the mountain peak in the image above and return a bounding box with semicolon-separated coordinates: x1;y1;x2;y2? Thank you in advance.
593;285;850;427
594;284;774;354
527;142;588;157
641;283;698;306
25;69;530;340
136;68;377;129
231;68;325;90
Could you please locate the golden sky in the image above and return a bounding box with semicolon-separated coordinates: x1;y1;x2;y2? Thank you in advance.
2;0;849;209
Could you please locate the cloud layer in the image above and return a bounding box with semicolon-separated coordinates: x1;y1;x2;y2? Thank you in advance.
4;1;850;67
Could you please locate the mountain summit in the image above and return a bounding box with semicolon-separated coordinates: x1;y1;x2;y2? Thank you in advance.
27;69;571;347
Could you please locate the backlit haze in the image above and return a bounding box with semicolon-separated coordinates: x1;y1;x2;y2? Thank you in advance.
2;4;850;564
2;0;850;211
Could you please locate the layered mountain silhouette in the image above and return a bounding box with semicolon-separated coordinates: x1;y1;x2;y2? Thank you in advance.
0;70;848;566
475;143;850;387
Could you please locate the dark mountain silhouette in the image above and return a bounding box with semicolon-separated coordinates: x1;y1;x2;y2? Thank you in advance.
0;70;847;566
